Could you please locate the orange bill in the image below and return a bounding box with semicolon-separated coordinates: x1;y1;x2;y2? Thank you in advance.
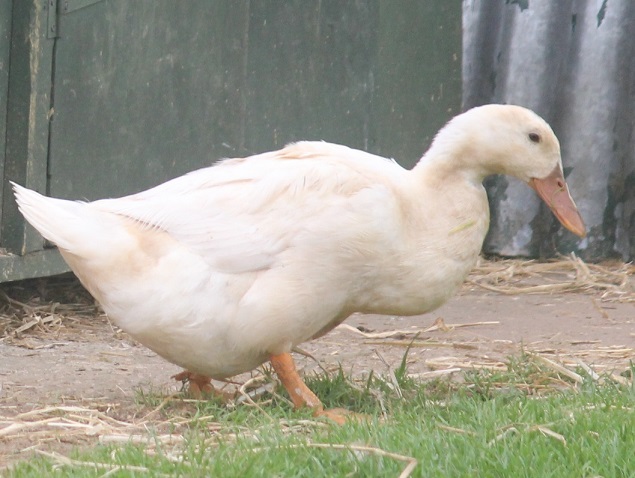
529;166;586;238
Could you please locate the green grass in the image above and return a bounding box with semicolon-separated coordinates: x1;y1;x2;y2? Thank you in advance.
6;358;635;477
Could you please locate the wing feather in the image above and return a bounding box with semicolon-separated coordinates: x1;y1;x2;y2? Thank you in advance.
91;142;406;273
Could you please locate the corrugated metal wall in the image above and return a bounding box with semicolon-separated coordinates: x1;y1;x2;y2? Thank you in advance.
463;0;635;261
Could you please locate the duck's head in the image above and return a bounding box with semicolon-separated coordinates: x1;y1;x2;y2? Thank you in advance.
429;104;586;238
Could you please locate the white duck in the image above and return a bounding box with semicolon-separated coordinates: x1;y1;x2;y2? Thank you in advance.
13;105;585;421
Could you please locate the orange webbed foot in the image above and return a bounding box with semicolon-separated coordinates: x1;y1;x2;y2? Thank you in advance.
313;407;366;425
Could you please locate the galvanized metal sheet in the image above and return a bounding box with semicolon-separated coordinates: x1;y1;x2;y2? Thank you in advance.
463;0;635;261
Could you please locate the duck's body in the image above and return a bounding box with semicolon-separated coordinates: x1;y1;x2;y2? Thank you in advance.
15;142;489;378
14;105;585;417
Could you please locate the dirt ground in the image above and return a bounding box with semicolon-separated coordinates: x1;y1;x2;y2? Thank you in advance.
0;259;633;469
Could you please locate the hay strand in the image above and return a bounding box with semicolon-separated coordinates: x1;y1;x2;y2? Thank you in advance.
469;255;634;302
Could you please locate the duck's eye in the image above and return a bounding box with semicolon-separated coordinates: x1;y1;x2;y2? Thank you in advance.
528;132;541;143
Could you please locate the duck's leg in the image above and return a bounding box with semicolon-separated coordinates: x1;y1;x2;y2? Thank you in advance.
269;353;321;408
171;370;214;398
269;352;352;425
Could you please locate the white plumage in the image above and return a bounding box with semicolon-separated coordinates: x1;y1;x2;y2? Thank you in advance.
13;105;585;415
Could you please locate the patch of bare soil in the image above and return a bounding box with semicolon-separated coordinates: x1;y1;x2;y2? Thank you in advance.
0;257;633;470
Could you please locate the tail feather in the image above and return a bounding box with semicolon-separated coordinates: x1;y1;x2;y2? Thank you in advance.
12;182;112;254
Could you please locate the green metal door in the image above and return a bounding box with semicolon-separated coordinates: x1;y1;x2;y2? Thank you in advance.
0;0;462;281
1;0;66;280
0;0;11;214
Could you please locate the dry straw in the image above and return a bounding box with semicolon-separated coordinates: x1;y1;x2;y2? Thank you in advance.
468;254;634;302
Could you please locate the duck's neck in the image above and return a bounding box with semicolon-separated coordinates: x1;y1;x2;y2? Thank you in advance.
411;138;489;189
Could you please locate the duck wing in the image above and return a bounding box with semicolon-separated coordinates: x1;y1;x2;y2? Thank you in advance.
91;142;406;274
